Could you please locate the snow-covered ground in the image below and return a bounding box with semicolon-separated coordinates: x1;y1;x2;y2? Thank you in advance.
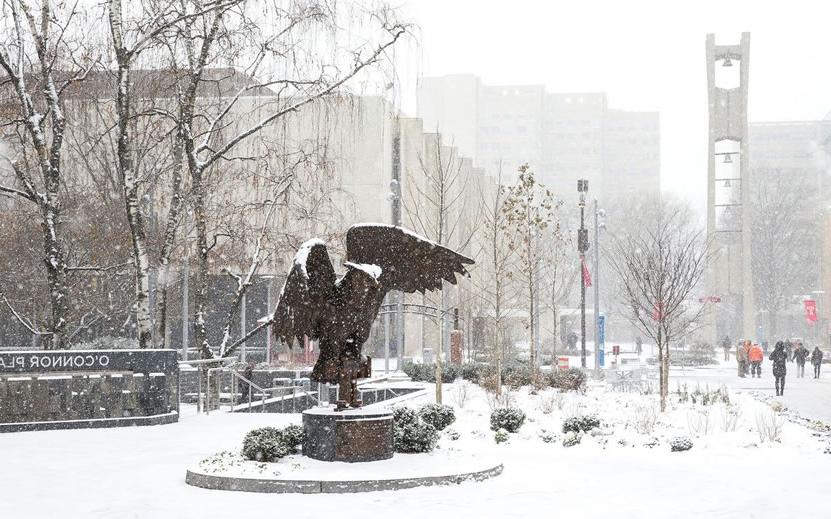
2;365;830;519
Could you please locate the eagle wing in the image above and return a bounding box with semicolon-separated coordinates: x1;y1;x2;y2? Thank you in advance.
272;239;335;348
345;224;474;294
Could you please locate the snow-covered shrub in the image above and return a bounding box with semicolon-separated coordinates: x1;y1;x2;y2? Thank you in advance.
632;403;658;434
418;403;456;431
537;429;557;443
393;406;439;453
537;391;564;415
502;363;533;388
686;408;711;436
676;383;690;404
546;368;587;393
719;405;742;433
755;408;783;443
394;421;439;453
490;407;526;433
670;436;693;452
562;415;601;434
494;428;510;444
393;407;419;426
401;362;434;382
444;428;460;441
451;381;472;409
562;431;582;447
281;424;305;452
486;388;516;411
242;427;291;462
460;363;486;383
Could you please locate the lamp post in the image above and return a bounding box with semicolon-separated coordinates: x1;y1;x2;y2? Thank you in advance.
593;200;606;377
577;179;589;368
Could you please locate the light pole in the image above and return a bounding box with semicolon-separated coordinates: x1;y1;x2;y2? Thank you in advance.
577;179;589;368
593;200;606;377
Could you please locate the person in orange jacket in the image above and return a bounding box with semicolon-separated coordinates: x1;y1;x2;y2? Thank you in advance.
748;343;764;378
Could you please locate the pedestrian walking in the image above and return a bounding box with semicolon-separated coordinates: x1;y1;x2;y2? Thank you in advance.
748;343;763;378
793;342;809;378
635;336;643;356
237;362;255;404
811;347;824;379
737;340;749;378
770;341;788;396
785;340;794;362
721;335;731;362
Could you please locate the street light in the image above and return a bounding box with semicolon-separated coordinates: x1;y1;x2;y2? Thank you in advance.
593;201;606;377
577;179;589;369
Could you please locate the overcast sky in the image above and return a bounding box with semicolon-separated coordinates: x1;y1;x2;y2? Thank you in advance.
394;0;831;212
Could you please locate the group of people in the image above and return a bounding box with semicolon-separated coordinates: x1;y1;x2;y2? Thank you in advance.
727;335;825;396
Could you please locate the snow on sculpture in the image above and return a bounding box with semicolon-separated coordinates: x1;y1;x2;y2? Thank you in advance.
272;224;474;410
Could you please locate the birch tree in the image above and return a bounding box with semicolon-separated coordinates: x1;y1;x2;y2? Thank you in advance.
0;0;97;348
608;201;710;411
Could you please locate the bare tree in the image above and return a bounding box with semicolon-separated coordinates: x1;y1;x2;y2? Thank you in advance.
751;171;819;340
470;164;516;395
608;201;710;411
158;0;408;359
404;134;474;403
501;164;559;382
0;0;97;348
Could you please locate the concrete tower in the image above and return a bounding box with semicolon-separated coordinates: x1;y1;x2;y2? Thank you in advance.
705;33;755;343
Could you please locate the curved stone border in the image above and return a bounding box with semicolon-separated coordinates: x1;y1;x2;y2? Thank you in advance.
185;462;503;494
0;411;178;433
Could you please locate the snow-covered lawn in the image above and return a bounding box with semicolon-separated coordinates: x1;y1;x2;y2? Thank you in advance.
2;369;830;519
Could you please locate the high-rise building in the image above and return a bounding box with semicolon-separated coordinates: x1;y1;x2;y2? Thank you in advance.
417;74;660;199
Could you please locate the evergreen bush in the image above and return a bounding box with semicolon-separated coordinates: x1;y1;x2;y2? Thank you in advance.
562;415;601;434
490;407;526;433
392;406;439;453
242;427;290;462
494;428;510;444
418;403;456;431
546;368;587;392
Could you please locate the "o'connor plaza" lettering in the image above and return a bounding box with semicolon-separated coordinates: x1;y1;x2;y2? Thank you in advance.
0;353;111;371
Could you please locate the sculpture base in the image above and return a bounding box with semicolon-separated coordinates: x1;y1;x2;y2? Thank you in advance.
302;407;393;462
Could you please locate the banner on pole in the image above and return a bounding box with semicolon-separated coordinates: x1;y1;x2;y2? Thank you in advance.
805;299;818;325
582;259;592;288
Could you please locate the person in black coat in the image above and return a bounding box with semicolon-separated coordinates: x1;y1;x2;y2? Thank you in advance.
811;347;824;379
770;341;788;396
793;342;809;378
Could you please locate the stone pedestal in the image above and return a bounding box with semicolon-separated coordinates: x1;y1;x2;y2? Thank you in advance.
302;407;393;462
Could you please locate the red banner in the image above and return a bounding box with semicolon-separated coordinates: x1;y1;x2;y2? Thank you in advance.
581;259;592;288
805;299;818;325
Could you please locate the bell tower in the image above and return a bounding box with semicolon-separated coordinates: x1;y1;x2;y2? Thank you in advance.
705;32;755;343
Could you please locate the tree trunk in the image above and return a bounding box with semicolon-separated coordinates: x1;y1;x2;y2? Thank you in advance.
192;168;213;359
153;149;185;348
435;282;446;403
769;309;778;344
40;201;69;349
111;3;153;348
659;342;670;412
529;267;537;384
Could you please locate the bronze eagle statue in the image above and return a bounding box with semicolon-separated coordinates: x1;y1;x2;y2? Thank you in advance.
272;224;474;410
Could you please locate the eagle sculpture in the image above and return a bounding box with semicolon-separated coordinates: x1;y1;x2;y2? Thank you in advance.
272;224;474;410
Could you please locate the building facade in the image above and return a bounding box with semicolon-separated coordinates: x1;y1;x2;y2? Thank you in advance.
417;74;660;200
